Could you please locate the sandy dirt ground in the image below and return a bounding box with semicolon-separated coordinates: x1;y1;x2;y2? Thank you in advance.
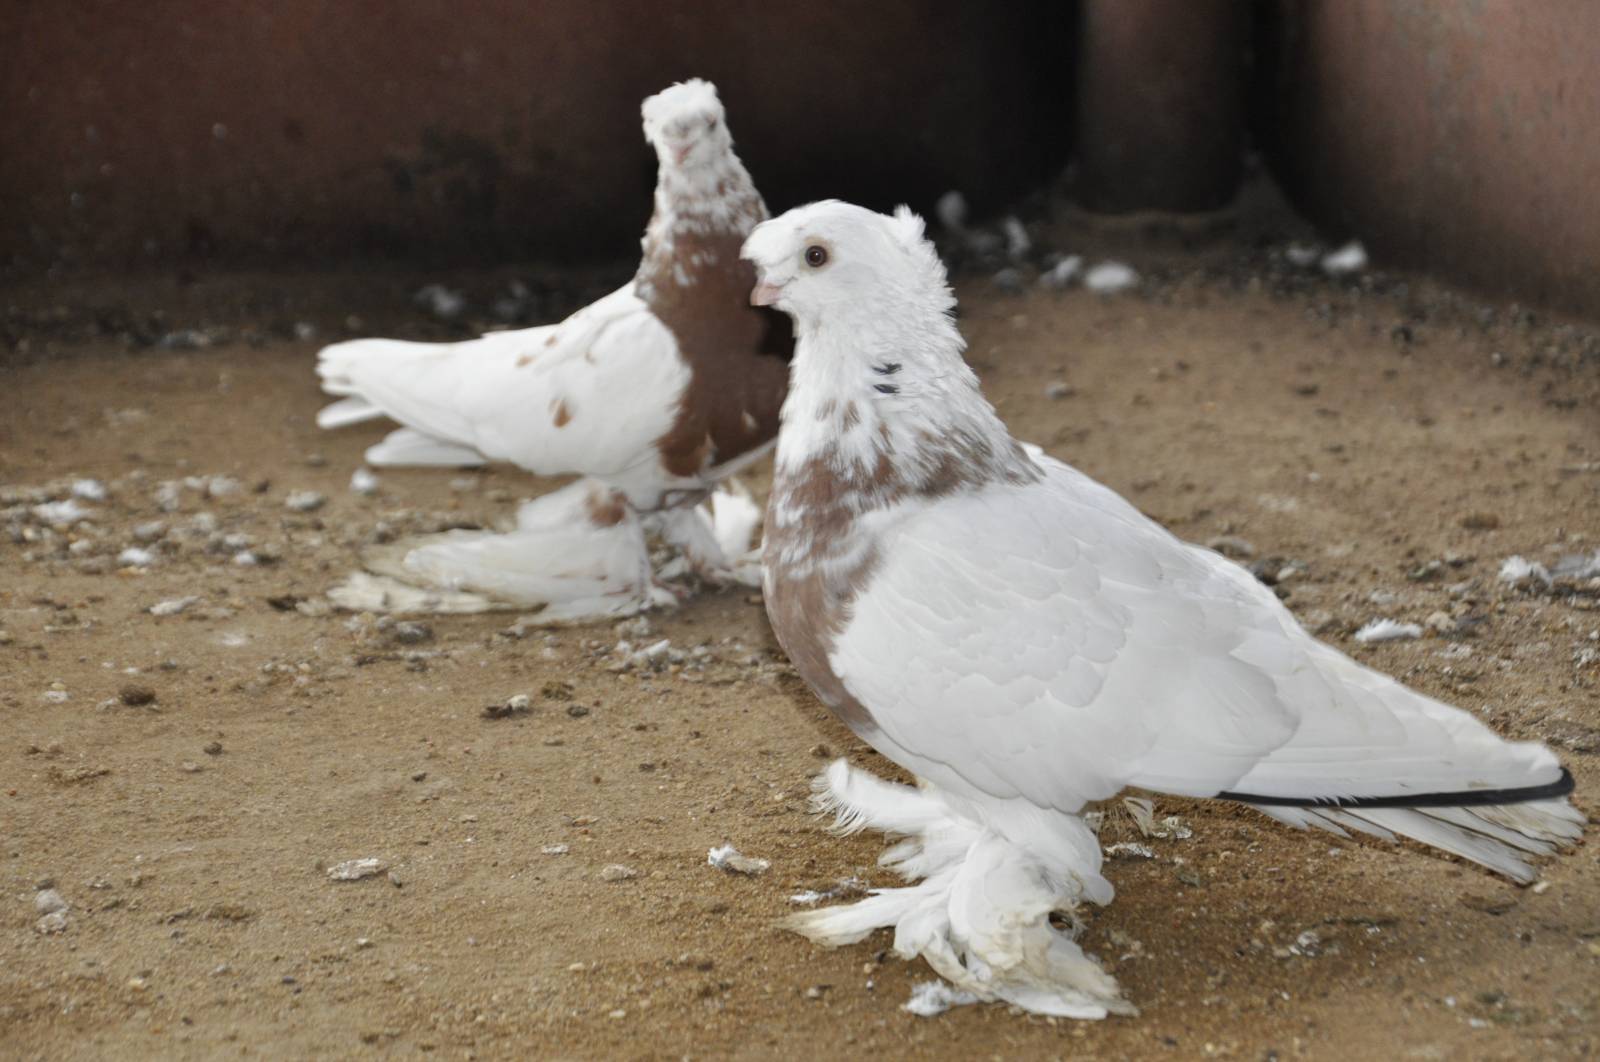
3;214;1600;1060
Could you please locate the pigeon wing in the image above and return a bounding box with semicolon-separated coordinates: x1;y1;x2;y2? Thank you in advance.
317;285;690;480
830;457;1561;813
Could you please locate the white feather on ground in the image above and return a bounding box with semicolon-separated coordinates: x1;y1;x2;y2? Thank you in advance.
743;200;1583;1020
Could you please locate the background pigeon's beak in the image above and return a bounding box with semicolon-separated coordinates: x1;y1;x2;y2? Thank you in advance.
750;279;785;306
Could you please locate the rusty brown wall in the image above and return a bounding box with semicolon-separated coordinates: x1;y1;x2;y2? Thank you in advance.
0;1;1071;274
1074;0;1245;213
1260;0;1600;317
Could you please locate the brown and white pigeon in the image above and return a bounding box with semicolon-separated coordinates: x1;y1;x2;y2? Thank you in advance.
742;200;1582;1018
314;79;789;621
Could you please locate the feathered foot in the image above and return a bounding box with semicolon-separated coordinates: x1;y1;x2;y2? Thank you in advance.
328;480;672;622
651;483;764;588
784;760;1135;1019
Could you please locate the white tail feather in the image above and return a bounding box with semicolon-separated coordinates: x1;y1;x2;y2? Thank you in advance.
364;427;486;468
316;396;383;429
1255;796;1583;883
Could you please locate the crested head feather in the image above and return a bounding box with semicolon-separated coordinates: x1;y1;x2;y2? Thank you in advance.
640;78;724;145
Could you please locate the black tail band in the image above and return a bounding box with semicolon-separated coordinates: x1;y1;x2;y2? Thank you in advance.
1218;767;1575;809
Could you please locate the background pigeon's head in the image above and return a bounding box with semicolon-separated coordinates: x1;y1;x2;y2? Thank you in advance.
641;79;731;173
742;201;953;323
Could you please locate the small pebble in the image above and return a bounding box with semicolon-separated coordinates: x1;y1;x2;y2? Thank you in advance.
350;468;379;495
1084;261;1139;294
327;858;387;882
119;684;157;707
284;490;327;513
991;268;1025;296
599;864;638;882
149;596;199;617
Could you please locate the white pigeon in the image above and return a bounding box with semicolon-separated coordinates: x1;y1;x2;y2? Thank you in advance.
742;201;1582;1019
314;79;789;621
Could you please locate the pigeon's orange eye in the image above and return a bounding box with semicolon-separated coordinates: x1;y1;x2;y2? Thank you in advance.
804;245;828;268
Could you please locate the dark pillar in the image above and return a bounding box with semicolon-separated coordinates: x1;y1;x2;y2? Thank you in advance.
1074;0;1246;212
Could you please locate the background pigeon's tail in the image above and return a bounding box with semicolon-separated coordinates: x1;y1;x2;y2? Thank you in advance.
316;338;421;411
314;336;513;466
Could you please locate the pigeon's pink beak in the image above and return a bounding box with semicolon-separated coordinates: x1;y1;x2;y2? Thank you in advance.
750;279;785;306
673;143;692;166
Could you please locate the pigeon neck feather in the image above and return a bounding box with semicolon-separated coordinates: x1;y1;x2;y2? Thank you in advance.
773;309;1035;504
637;148;766;297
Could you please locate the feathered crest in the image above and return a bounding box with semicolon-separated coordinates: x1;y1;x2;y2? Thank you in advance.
890;205;926;247
888;205;952;312
641;78;723;134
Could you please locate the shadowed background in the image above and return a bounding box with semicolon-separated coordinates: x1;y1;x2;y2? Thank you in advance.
4;0;1599;316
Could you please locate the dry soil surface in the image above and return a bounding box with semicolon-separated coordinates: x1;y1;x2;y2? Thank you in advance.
3;241;1600;1060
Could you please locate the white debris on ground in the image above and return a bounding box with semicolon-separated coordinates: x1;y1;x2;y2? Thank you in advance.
1552;550;1600;580
32;499;92;526
540;844;570;856
1498;556;1552;586
1291;929;1323;957
414;283;466;320
1122;796;1193;840
598;864;638;882
34;888;70;934
350;468;379;495
1353;618;1424;644
1105;842;1155;860
148;596;200;616
1320;241;1369;276
787;878;868;906
1285;243;1321;268
117;547;156;568
1084;261;1140;294
903;981;981;1018
326;858;387;882
284;490;327;513
1038;255;1083;291
1001;216;1030;261
70;479;108;501
706;844;770;876
934;190;968;232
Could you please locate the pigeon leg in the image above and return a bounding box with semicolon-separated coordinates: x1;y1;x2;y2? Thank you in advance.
785;761;1134;1019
